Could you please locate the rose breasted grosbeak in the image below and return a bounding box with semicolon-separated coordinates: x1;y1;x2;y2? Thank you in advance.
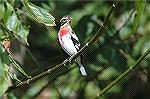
58;15;87;76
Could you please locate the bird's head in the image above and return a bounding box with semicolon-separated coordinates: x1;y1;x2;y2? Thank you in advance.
60;15;73;26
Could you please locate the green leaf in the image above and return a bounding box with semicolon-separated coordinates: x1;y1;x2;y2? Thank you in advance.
0;2;5;20
16;24;29;45
107;85;121;93
22;78;49;99
8;0;15;7
22;0;56;26
5;12;29;44
6;13;18;32
133;33;150;57
133;0;146;34
0;44;9;97
98;67;120;80
4;2;14;23
119;27;132;40
7;92;17;99
119;49;136;67
142;39;150;58
85;82;100;98
8;55;30;78
1;1;29;44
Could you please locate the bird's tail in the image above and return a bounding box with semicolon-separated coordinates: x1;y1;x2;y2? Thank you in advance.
76;57;87;76
79;66;87;76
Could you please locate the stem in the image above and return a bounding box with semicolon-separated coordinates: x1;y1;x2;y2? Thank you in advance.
8;54;30;78
6;3;117;92
6;61;68;92
89;3;116;45
69;2;117;62
96;49;150;97
1;18;41;66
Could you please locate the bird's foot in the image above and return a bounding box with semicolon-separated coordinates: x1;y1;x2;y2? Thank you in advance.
63;59;68;66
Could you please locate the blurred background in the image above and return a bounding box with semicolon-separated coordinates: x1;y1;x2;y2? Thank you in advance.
1;0;150;99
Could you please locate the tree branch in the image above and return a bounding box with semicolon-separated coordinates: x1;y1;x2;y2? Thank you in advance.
6;3;117;92
96;49;150;97
69;3;117;62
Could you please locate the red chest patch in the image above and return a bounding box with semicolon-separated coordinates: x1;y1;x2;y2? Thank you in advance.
60;28;69;37
59;27;71;45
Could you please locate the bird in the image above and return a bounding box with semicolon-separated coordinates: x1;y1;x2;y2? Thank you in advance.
58;15;87;76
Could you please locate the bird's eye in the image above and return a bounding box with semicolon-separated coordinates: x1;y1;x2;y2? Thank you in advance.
60;18;68;26
62;19;66;22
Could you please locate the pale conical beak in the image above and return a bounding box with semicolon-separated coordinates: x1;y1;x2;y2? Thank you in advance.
69;17;73;21
68;17;73;23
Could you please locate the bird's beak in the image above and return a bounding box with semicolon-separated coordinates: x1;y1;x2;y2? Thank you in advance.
68;17;72;23
69;17;73;21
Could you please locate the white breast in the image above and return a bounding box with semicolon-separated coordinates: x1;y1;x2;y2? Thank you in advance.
59;33;77;56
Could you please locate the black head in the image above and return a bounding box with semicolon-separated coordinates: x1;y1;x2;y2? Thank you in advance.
60;15;72;26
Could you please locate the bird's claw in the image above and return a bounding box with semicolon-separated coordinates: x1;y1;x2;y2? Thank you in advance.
27;76;32;79
48;69;51;73
68;57;73;64
27;79;30;84
63;59;68;66
86;43;89;47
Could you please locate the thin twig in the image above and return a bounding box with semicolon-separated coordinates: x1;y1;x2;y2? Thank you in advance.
96;49;150;97
86;9;136;81
6;3;117;92
69;2;117;62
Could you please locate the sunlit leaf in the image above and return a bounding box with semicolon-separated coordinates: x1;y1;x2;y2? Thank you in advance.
22;0;56;26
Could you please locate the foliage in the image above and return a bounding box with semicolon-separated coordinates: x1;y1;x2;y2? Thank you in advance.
0;44;9;98
0;0;150;99
21;0;56;27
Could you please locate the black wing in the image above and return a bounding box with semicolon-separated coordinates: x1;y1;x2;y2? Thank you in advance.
70;31;85;65
70;31;80;51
